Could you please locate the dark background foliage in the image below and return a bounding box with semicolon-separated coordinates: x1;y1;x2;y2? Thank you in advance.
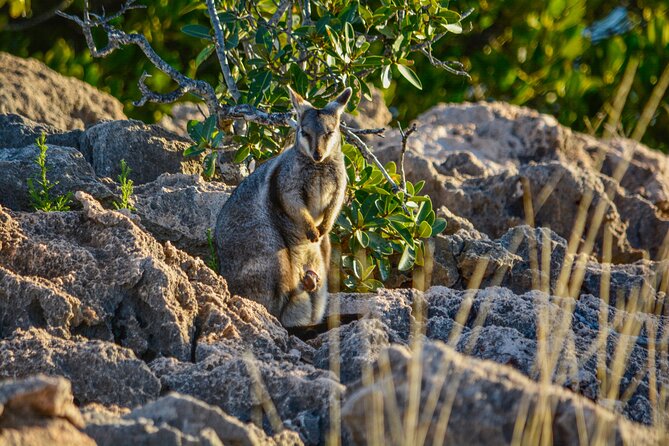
1;0;668;151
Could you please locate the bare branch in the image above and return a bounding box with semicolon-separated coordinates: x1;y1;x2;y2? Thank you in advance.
205;0;241;102
269;0;292;26
398;122;417;192
341;124;385;136
298;0;312;26
57;1;219;116
419;47;470;78
342;127;408;213
134;72;187;106
219;104;295;128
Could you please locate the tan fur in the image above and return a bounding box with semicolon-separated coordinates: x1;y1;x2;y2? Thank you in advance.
215;87;352;327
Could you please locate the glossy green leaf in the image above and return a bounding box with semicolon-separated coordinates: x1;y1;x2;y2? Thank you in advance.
181;24;211;40
431;217;447;236
396;63;423;90
398;245;415;271
195;44;215;68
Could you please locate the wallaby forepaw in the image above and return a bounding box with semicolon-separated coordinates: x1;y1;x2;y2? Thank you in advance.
306;226;319;242
303;270;320;292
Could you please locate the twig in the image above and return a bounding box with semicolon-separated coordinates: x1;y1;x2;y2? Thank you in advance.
398;122;417;193
341;124;385;136
269;0;292;26
205;0;241;102
419;47;470;78
342;127;408;213
57;1;219;116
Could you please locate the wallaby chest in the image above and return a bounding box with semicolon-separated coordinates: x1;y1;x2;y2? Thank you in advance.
300;159;344;220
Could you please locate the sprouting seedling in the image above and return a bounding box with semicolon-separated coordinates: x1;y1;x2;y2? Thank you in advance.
205;228;219;272
27;132;73;212
113;159;136;211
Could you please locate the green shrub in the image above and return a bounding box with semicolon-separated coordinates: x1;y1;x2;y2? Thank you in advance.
205;228;219;271
113;159;136;211
332;143;446;292
4;2;666;150
57;0;461;290
27;133;72;212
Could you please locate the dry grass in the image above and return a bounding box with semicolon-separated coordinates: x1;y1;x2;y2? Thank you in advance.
244;72;669;446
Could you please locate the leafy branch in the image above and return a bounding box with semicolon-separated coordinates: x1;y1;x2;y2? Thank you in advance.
58;0;469;190
27;133;73;212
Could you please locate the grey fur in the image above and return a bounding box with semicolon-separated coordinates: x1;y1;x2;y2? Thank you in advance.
215;87;351;327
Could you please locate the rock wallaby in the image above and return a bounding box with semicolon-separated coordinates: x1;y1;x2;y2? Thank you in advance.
215;86;351;327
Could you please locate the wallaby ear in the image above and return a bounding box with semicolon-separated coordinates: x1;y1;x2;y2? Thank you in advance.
325;87;353;115
287;86;312;117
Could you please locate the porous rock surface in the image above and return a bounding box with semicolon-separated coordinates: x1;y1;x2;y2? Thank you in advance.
79;119;202;184
2;63;669;444
0;375;95;446
374;102;669;262
0;52;126;130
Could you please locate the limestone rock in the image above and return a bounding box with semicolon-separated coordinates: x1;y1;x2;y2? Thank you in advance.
0;328;160;408
342;342;667;446
0;52;126;130
0;192;214;361
0;375;94;446
79;120;201;184
374;102;669;261
0;143;115;211
0;114;82;150
86;393;303;446
133;173;233;258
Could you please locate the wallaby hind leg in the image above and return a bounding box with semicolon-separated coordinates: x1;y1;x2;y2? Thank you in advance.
309;235;331;322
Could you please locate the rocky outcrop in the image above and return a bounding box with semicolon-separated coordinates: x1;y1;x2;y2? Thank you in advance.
0;52;126;130
0;375;95;446
133;174;232;258
84;393;303;446
79;120;201;184
374;102;669;262
0;143;115;211
0;329;160;407
0;192;332;443
0;114;82;150
342;342;667;446
2;71;669;445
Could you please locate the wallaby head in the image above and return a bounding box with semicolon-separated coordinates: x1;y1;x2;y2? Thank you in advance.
288;86;352;163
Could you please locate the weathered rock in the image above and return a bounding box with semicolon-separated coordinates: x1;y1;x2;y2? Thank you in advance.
158;102;202;137
374;102;669;261
0;52;126;130
85;393;303;446
0;114;82;150
342;342;667;446
343;87;392;131
310;318;391;385
79;120;201;184
133;174;233;258
150;347;341;446
322;286;668;427
0;192;213;361
0;328;160;407
0;143;115;211
431;230;522;289
0;375;95;446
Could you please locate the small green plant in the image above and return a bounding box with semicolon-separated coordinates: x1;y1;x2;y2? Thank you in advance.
27;133;72;212
205;228;219;272
331;143;447;292
113;159;136;211
184;116;225;180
